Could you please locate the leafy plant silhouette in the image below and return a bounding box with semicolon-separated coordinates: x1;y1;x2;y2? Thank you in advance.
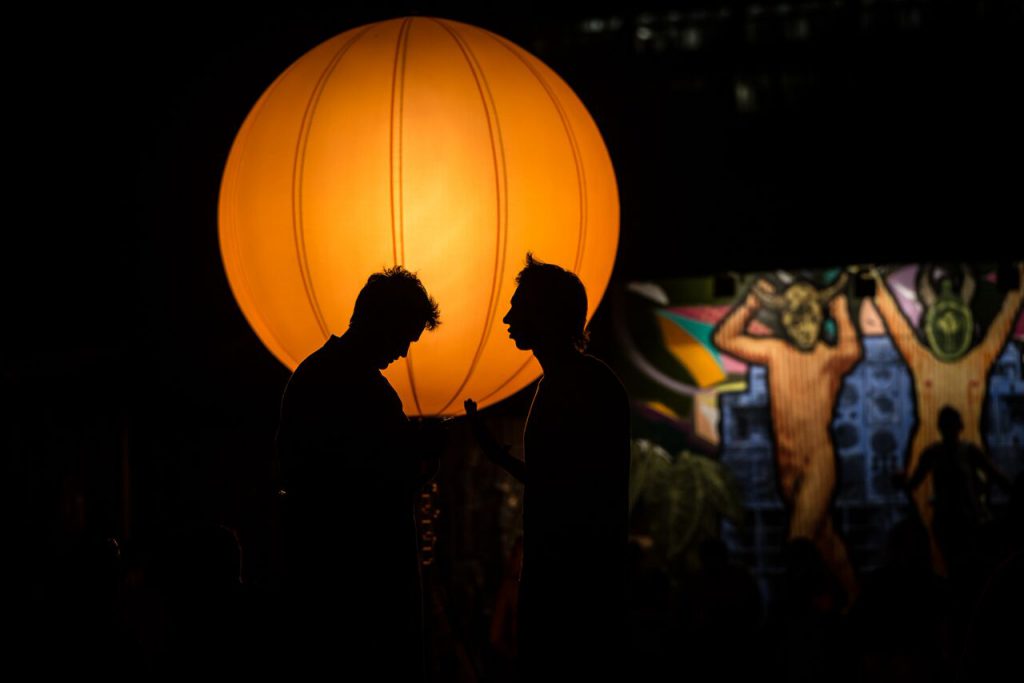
630;439;743;571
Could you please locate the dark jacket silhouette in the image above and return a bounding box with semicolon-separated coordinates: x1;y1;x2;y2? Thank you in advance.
468;254;631;680
276;267;439;679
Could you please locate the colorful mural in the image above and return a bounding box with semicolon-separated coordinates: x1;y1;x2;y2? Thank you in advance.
871;264;1024;574
713;274;861;598
614;262;1024;592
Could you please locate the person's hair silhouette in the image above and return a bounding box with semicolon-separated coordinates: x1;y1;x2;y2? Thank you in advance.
937;405;963;441
468;253;631;680
276;266;440;680
346;267;440;369
351;267;440;330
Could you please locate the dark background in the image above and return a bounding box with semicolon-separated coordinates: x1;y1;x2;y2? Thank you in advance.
4;0;1022;645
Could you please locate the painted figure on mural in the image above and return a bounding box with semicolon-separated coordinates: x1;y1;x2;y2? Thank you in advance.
713;273;861;600
870;261;1024;573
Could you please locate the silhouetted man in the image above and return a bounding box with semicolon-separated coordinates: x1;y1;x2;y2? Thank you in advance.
900;406;1010;580
276;267;440;680
466;254;631;680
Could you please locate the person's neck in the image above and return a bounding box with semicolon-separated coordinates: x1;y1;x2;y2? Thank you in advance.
337;328;380;370
533;344;580;377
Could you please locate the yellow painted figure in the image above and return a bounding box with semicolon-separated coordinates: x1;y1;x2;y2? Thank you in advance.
871;262;1024;573
714;276;861;599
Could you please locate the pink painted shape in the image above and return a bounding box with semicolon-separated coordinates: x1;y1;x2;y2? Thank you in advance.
886;264;924;327
665;305;754;373
668;305;729;325
721;354;749;375
747;320;774;336
667;305;774;337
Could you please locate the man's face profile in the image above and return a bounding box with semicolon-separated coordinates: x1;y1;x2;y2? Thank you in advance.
375;322;424;369
503;287;536;351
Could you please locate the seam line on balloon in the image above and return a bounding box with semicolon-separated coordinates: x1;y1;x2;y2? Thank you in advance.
489;33;588;273
294;26;375;339
431;18;510;415
391;18;424;415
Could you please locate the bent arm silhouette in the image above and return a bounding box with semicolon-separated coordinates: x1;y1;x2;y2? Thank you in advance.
906;450;937;491
968;446;1012;493
712;286;783;365
465;399;526;483
831;294;862;366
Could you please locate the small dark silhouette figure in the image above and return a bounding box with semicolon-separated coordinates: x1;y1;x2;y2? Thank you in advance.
768;539;849;683
466;254;631;680
683;538;763;680
849;518;949;683
48;535;141;676
149;523;246;676
896;406;1011;581
276;267;440;679
960;474;1024;682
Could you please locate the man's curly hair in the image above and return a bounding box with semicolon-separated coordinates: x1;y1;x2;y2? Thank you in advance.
350;266;440;331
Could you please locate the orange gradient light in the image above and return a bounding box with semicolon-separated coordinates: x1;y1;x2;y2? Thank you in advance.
219;17;619;416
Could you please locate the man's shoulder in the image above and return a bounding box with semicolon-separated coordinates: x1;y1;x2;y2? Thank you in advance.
580;355;627;395
568;355;630;422
288;336;332;370
284;347;330;394
284;337;378;401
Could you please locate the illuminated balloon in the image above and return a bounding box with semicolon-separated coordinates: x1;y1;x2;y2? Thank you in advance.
219;17;619;415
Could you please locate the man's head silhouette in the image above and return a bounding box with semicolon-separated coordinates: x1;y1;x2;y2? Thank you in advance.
938;405;963;444
504;253;588;353
349;267;440;369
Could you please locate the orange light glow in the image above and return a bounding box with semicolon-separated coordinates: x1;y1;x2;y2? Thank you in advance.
219;17;619;416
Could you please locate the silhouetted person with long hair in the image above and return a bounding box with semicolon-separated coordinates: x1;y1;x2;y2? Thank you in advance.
466;254;631;681
276;267;440;680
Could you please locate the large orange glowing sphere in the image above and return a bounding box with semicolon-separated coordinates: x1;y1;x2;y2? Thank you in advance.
219;17;619;416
